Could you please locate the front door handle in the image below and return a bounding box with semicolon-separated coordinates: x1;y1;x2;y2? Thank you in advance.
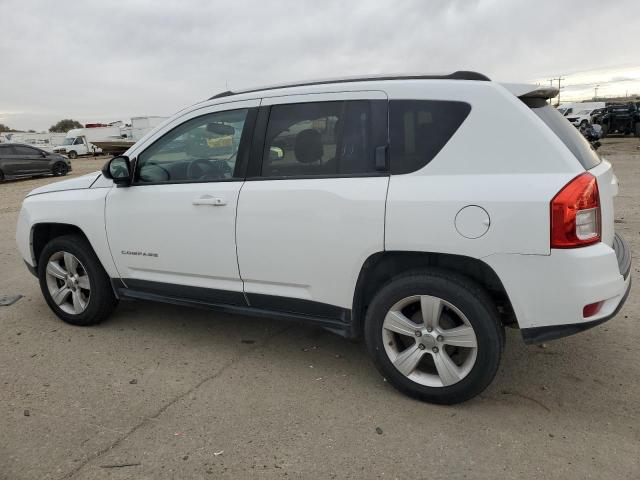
192;195;226;206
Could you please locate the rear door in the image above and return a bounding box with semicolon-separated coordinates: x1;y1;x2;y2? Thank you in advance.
0;145;20;176
236;91;389;316
2;145;39;175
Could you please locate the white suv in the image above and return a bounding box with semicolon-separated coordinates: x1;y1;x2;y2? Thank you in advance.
16;72;631;404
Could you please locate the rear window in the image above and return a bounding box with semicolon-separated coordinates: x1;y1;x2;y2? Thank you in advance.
389;100;471;174
529;102;601;169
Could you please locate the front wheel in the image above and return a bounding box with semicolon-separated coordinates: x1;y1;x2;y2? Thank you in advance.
38;234;117;326
52;162;68;176
364;270;504;404
67;150;78;159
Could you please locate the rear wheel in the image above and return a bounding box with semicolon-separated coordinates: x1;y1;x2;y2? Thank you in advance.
38;235;117;326
52;162;68;176
364;270;504;404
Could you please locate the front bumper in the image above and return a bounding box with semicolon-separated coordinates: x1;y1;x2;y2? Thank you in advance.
520;233;631;344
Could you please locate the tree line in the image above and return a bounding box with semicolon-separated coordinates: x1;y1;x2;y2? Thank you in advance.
0;119;83;134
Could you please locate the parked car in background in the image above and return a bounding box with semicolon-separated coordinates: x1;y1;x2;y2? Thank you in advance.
593;102;640;137
556;103;576;116
590;107;606;125
566;103;605;127
0;143;71;181
16;73;631;404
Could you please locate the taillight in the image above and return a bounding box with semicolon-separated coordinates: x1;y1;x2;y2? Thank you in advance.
550;172;601;248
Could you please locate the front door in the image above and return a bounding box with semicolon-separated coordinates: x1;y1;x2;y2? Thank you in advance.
105;100;259;305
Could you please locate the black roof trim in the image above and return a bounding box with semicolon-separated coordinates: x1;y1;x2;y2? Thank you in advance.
208;71;490;100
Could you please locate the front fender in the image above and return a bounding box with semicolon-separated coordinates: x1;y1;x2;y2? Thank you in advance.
16;188;119;278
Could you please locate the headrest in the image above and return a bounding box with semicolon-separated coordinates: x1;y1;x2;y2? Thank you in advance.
294;129;323;164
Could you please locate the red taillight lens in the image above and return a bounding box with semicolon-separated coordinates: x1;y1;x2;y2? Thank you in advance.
550;173;601;248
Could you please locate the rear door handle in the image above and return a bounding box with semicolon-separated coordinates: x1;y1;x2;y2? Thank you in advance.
192;195;226;206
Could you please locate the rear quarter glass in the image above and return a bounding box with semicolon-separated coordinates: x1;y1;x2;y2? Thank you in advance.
526;100;601;170
389;100;471;174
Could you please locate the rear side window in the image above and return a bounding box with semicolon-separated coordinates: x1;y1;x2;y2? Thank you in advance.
529;104;601;169
12;146;38;155
389;100;471;174
260;100;387;177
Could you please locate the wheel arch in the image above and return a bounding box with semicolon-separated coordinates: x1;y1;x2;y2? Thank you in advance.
351;251;516;338
31;223;90;268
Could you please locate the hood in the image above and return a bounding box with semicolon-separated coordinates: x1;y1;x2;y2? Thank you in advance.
27;172;102;197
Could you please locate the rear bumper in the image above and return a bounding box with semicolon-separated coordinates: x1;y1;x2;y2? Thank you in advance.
483;233;631;344
521;274;631;344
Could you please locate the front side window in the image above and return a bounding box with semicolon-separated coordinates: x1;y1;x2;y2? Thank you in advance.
73;137;84;145
389;100;471;174
136;109;249;183
261;100;383;177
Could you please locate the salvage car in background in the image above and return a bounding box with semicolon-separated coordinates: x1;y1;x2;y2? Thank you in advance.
594;102;640;137
0;143;71;181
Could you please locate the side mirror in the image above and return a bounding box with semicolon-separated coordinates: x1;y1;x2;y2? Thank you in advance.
102;155;132;186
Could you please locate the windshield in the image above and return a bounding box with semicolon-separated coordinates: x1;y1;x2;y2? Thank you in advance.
531;104;601;169
62;137;75;145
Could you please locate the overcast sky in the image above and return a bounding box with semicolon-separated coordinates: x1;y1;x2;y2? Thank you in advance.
1;0;639;131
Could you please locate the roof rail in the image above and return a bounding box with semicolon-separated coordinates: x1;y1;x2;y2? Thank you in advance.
208;71;490;100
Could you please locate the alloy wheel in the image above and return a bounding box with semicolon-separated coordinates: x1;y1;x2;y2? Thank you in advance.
45;251;91;315
382;295;478;387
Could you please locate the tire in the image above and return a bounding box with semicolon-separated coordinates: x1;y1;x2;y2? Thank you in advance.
580;120;589;128
0;169;4;181
601;124;609;138
52;162;68;176
364;269;504;404
635;123;640;137
38;234;117;326
68;150;78;159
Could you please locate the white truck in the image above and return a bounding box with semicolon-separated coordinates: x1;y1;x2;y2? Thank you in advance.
91;117;169;156
52;127;122;159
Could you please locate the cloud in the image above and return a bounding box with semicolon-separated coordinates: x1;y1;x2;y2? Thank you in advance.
0;0;638;130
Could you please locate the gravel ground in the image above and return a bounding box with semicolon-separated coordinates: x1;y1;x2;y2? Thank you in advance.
0;141;639;479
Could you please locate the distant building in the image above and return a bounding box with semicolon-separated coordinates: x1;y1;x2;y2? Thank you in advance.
0;131;67;147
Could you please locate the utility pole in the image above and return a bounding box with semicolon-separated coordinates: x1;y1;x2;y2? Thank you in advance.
556;76;565;107
548;76;565;106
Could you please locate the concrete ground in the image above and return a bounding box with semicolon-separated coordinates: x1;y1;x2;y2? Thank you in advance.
1;141;639;480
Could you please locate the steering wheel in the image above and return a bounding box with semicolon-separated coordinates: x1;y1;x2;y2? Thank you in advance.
187;158;232;180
